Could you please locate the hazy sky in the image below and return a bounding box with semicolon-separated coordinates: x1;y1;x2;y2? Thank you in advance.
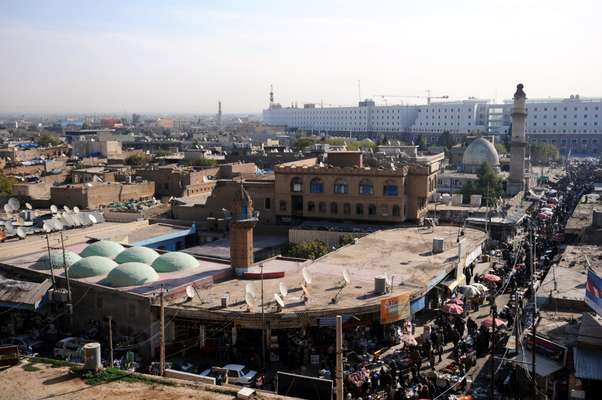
1;0;601;114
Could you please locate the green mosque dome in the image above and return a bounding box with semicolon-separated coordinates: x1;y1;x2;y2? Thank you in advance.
32;250;81;270
69;256;117;278
80;240;125;258
102;262;159;287
115;246;160;265
151;252;199;273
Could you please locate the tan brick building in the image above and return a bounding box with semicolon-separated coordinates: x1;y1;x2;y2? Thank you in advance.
50;181;155;209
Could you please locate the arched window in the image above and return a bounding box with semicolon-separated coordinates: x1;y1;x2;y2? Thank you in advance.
330;202;338;214
310;177;324;193
356;204;364;215
307;201;315;212
383;180;399;196
334;179;348;194
359;179;374;195
368;204;376;215
290;177;303;193
318;202;326;213
392;205;401;217
343;203;351;215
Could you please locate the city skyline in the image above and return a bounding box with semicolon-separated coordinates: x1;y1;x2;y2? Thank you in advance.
1;0;601;114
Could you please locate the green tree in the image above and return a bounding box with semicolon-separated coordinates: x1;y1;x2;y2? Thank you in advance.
191;157;217;167
284;240;330;260
417;135;428;150
461;161;503;207
437;131;455;149
125;152;150;166
347;139;376;151
530;143;560;165
338;234;355;247
293;137;317;151
36;133;62;147
494;142;507;154
0;174;15;196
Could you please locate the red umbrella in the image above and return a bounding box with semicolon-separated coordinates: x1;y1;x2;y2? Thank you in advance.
481;316;506;329
446;298;464;306
441;303;464;315
482;273;501;283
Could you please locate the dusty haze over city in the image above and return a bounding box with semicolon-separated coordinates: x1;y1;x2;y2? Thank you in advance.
1;0;601;114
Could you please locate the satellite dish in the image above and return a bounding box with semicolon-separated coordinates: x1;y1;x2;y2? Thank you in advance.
16;227;26;239
25;202;32;210
63;205;70;212
302;268;312;285
343;269;351;286
50;205;58;214
63;213;74;227
43;222;51;233
53;220;64;231
274;293;285;308
245;283;257;298
3;204;11;214
279;282;288;298
88;214;97;224
185;285;195;300
8;198;20;211
74;206;80;214
5;223;15;234
245;292;256;309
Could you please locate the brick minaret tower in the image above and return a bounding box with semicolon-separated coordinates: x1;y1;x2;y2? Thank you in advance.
507;83;528;196
229;183;258;275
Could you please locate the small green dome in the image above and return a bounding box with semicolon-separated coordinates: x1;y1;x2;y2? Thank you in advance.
115;247;160;265
32;250;81;270
80;240;125;258
152;252;199;273
69;256;117;278
102;262;159;287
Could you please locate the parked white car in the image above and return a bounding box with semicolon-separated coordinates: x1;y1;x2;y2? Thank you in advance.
201;364;257;385
53;337;90;361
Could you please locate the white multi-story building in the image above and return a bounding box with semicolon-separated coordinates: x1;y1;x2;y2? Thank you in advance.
263;94;602;153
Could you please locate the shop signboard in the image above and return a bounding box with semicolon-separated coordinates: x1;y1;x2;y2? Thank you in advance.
585;268;602;318
380;292;410;324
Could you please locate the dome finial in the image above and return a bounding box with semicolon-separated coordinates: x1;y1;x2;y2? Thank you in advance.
514;83;526;99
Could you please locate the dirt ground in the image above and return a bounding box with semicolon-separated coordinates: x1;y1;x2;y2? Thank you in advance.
0;362;237;400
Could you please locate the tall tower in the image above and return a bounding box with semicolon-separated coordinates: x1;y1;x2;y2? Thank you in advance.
217;101;222;132
506;83;528;196
229;183;258;275
269;85;274;107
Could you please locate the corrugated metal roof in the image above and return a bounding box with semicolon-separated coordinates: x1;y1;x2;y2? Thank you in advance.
574;346;602;380
0;275;51;310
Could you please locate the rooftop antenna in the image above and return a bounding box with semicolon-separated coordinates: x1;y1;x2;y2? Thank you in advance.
357;80;362;102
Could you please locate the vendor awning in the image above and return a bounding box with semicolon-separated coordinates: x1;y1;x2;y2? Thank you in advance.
0;275;51;311
512;349;563;377
438;276;465;292
574;346;602;381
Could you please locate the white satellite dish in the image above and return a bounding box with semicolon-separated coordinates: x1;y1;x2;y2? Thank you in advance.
274;293;285;308
8;198;20;211
50;205;58;214
43;222;51;233
25;202;32;210
88;214;97;224
245;292;257;309
245;283;257;298
73;206;80;214
343;269;351;286
279;282;288;298
63;205;70;212
53;220;64;231
185;285;195;300
62;213;73;227
302;268;312;285
3;204;11;214
16;227;26;239
5;223;15;234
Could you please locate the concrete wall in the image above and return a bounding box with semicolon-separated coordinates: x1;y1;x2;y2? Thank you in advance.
50;181;155;209
289;229;366;247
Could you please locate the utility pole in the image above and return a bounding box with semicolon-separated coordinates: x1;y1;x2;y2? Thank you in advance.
45;233;56;287
159;285;165;376
490;305;497;400
335;315;343;400
261;264;265;372
514;304;521;400
59;231;72;310
107;315;114;368
530;225;537;399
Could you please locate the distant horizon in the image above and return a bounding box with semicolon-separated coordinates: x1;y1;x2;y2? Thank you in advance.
2;0;602;114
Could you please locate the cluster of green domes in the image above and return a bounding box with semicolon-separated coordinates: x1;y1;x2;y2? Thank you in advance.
32;239;201;287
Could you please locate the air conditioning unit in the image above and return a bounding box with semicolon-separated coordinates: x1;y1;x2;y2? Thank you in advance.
433;238;444;254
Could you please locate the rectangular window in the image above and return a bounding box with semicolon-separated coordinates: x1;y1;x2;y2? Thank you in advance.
264;198;271;210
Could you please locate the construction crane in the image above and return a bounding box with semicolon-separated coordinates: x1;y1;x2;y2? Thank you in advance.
374;90;449;105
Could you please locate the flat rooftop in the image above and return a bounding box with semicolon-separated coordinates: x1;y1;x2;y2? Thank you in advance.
91;222;192;244
172;226;486;319
183;235;287;260
566;193;601;233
